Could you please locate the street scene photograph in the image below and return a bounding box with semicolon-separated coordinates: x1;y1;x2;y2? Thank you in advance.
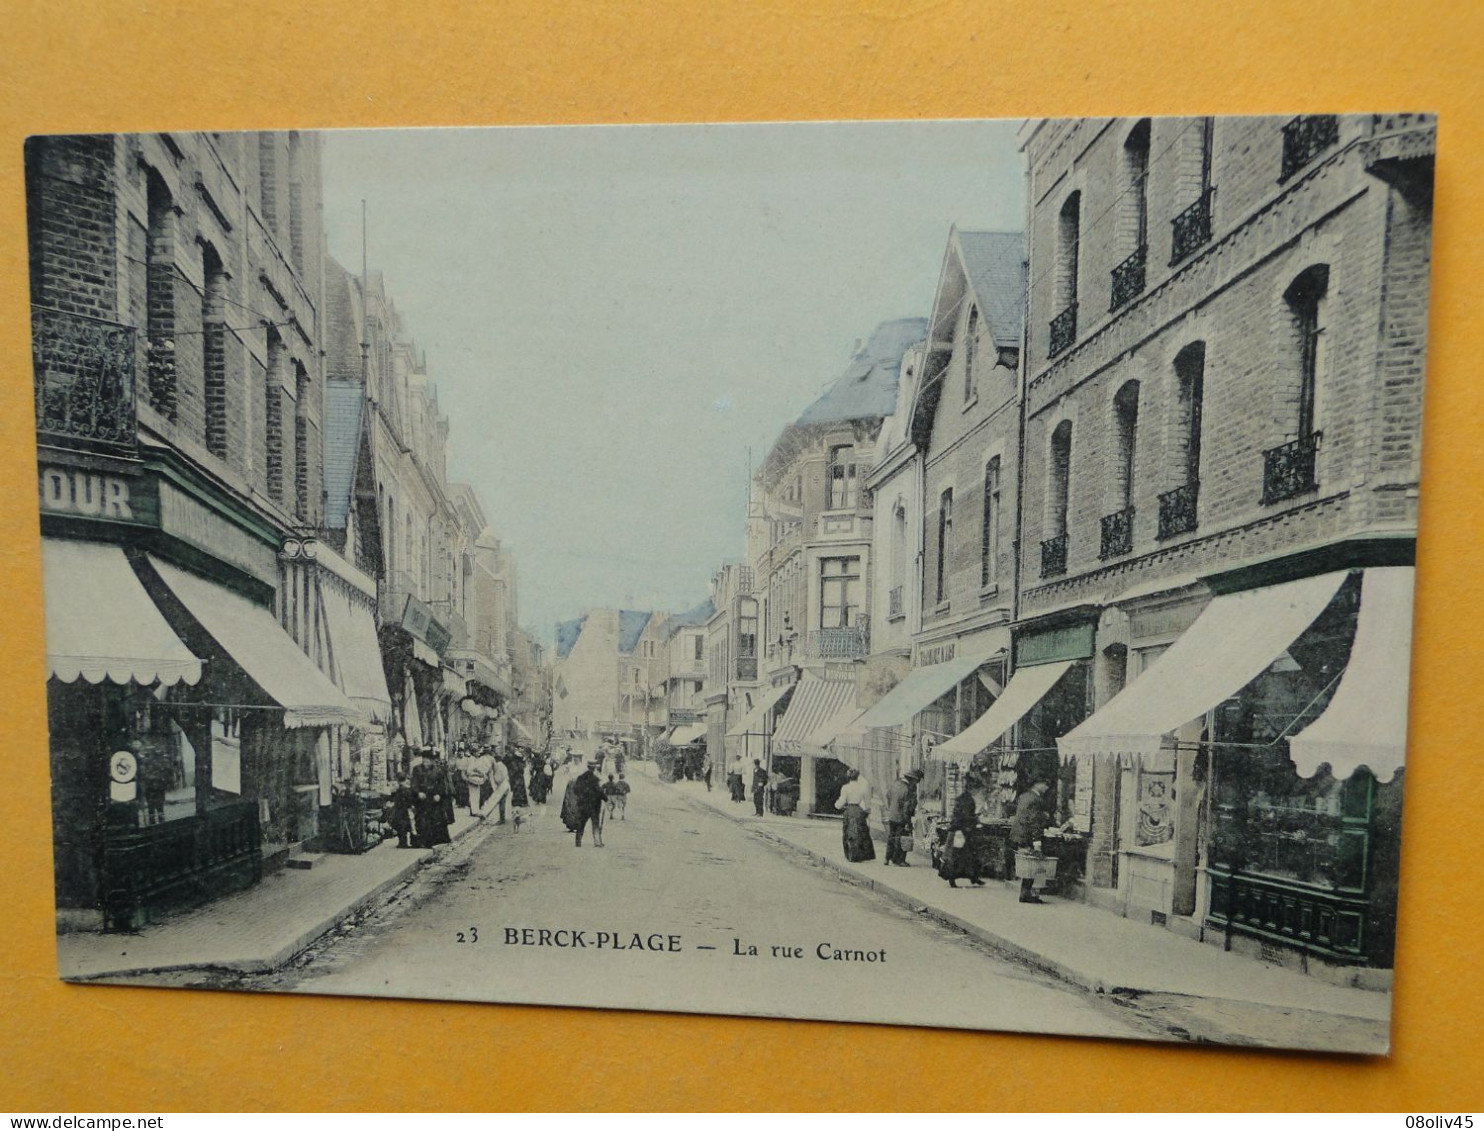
27;115;1433;1052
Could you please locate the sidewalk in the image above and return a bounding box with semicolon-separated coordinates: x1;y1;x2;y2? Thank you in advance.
669;776;1391;1024
58;806;491;981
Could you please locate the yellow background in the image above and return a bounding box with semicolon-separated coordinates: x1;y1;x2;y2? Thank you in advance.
2;0;1481;1112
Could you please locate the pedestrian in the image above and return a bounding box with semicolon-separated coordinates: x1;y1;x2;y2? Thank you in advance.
487;752;512;823
385;773;416;848
613;773;630;819
701;752;713;792
507;746;529;809
938;788;986;889
602;773;623;821
562;759;605;847
410;748;452;847
834;768;875;862
751;759;768;817
882;768;923;866
462;746;495;815
1011;780;1064;904
527;753;552;817
439;745;457;827
728;756;746;803
136;738;171;826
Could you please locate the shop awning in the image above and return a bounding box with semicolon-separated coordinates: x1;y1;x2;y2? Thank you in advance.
934;659;1076;763
726;681;794;738
149;556;362;728
318;579;393;723
800;693;867;756
1058;570;1349;763
42;539;202;687
411;638;441;668
1288;567;1413;784
772;674;857;754
846;643;1004;732
668;722;707;745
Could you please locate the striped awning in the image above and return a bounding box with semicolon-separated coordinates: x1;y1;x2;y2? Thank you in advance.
668;722;707;745
772;673;857;754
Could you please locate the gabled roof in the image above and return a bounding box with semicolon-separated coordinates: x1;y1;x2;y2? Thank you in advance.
956;231;1026;348
555;616;586;660
617;610;654;654
660;598;715;638
322;379;366;531
795;317;928;427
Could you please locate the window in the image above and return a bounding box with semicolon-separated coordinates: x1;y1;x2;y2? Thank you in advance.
820;557;862;629
144;168;176;420
293;362;310;519
693;634;704;662
1160;344;1205;539
737;598;758;657
1102;383;1139;559
1051;193;1081;356
981;458;1001;588
1287;265;1329;443
964;305;980;403
1043;421;1072;577
890;501;908;617
935;488;953;604
1172;118;1217;265
827;445;857;510
201;243;227;459
1112;121;1151;310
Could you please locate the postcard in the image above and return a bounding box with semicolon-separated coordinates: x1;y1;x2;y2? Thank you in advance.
27;115;1432;1052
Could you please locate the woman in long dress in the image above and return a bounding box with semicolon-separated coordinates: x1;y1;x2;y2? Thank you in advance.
834;769;875;863
938;788;987;888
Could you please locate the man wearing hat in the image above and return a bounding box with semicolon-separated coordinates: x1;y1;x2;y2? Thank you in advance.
561;758;605;847
882;768;924;866
410;747;452;847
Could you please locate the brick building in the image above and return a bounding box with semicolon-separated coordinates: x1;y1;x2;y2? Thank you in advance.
1006;115;1434;970
29;132;374;929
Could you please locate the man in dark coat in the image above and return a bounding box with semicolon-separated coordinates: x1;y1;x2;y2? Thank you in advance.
386;773;417;848
410;748;452;847
750;759;769;816
562;760;605;847
882;768;923;866
1011;780;1054;903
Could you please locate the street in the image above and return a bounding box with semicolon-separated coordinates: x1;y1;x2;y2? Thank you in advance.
190;775;1155;1041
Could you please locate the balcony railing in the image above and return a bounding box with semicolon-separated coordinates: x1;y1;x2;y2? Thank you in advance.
1280;115;1340;181
1170;188;1215;265
806;619;870;661
1040;533;1068;578
32;307;138;453
1099;506;1135;559
1157;480;1200;540
1262;432;1322;505
1109;246;1147;312
887;585;904;619
1048;303;1077;358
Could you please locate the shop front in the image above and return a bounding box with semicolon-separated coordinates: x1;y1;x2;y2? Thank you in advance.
770;671;856;816
1059;566;1408;968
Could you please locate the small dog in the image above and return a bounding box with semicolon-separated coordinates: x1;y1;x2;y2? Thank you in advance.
511;811;527;833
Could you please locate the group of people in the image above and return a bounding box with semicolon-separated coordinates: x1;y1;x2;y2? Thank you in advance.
724;756;771;816
834;768;1068;903
381;739;635;851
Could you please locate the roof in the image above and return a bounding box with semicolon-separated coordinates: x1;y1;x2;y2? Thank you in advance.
955;231;1026;348
659;598;715;638
617;610;653;654
555;616;586;660
795;317;928;426
322;379;366;531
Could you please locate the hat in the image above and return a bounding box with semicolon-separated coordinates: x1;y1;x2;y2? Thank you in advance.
907;768;925;782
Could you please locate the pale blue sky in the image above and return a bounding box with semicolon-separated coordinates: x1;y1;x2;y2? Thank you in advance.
321;121;1025;642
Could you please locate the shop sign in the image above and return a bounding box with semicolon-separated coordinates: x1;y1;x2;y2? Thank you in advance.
39;466;134;520
157;481;278;585
400;595;452;654
919;641;956;666
1016;622;1095;667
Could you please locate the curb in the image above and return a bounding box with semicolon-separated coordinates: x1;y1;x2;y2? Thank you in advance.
64;811;495;981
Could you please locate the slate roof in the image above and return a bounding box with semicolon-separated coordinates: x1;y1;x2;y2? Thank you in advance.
617;610;654;654
555;616;586;660
795;317;928;426
659;598;715;638
955;231;1026;348
322;379;366;531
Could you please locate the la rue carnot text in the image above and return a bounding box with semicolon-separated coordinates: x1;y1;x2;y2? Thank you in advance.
732;938;887;963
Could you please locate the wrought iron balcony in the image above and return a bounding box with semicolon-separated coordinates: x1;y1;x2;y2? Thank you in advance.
887;585;904;619
806;620;870;661
1040;533;1068;578
1157;480;1200;540
1109;246;1147;312
32;307;138;453
1280;115;1340;181
1048;303;1077;358
1170;188;1214;265
1099;506;1135;559
1262;432;1322;505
